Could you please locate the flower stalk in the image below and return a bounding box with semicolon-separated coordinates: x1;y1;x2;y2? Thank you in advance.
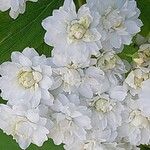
77;0;86;7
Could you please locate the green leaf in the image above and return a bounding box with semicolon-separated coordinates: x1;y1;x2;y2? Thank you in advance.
74;0;86;9
139;145;150;150
118;43;138;63
137;0;150;37
0;0;63;64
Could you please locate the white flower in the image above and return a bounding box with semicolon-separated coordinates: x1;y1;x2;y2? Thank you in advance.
42;0;102;66
52;64;111;97
64;86;127;149
97;51;129;85
97;51;128;74
79;66;110;98
87;86;126;130
64;127;118;150
87;0;142;51
0;47;53;107
49;94;91;145
133;43;150;67
52;67;82;93
0;104;49;149
0;0;38;19
118;95;150;145
125;67;150;95
64;136;139;150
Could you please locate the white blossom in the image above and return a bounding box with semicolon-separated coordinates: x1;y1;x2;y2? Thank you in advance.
49;94;91;145
87;87;126;131
87;0;143;51
64;140;120;150
97;51;129;85
0;0;38;19
133;43;150;67
125;67;150;95
52;66;82;94
0;104;50;149
118;95;150;146
79;66;110;98
42;0;102;66
64;135;139;150
64;125;118;150
0;48;54;107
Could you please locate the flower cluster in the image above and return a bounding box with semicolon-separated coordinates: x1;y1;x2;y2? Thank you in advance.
0;0;149;150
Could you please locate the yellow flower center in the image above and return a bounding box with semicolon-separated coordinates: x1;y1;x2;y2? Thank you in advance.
67;16;91;43
133;44;150;66
94;98;116;113
129;110;149;128
134;73;150;88
69;23;86;40
97;54;117;70
18;70;42;89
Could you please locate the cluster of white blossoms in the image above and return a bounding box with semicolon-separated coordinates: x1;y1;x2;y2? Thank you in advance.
0;0;149;150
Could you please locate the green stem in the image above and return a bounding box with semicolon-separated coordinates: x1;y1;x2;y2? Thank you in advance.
74;0;86;11
125;54;134;58
77;0;86;7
